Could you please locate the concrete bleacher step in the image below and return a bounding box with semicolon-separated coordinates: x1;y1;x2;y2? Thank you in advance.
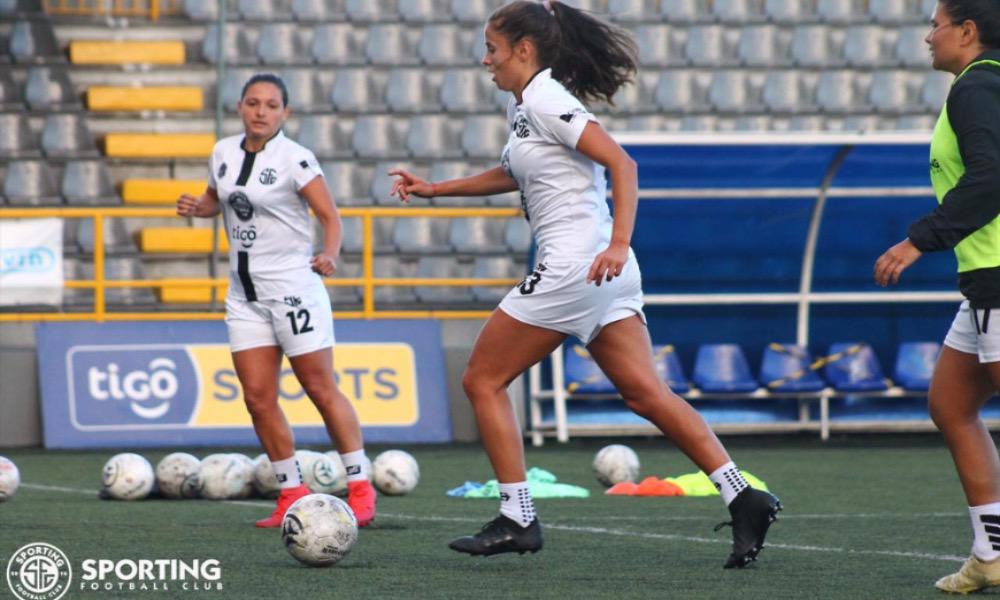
105;133;214;158
140;227;228;253
122;179;207;205
87;86;204;112
69;40;186;65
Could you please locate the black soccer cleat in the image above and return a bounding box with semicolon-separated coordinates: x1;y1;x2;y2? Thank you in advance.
715;487;782;569
448;515;544;557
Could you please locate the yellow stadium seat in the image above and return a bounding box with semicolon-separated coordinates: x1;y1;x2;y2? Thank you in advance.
122;179;208;205
158;287;226;304
140;227;229;253
88;87;204;112
105;133;215;158
70;40;185;65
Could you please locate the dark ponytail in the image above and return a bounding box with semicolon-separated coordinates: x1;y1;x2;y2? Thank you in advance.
941;0;1000;48
489;0;637;105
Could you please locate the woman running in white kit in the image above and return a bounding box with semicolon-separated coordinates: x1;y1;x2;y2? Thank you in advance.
177;73;376;528
389;0;780;567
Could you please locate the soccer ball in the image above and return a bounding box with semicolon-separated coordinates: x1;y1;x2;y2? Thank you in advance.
592;444;640;487
0;456;20;501
372;450;420;495
198;453;253;500
281;494;358;567
229;454;255;498
155;452;201;499
252;453;280;498
297;450;344;495
322;451;349;496
101;453;155;500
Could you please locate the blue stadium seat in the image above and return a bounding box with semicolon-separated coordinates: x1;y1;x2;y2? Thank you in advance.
693;344;758;393
760;343;825;393
894;342;940;392
653;344;689;394
824;342;890;392
564;345;616;394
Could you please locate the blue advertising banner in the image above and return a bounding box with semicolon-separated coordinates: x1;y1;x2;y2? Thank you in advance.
36;320;452;448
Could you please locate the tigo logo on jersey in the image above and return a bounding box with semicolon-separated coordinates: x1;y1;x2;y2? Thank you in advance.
68;346;198;429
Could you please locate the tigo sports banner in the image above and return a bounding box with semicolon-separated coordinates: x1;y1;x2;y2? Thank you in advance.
0;218;63;306
36;320;451;448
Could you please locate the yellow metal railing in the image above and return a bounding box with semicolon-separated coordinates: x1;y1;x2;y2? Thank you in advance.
0;207;524;322
43;0;182;20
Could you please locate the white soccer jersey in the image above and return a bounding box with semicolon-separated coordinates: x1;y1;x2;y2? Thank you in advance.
500;68;612;263
207;130;325;301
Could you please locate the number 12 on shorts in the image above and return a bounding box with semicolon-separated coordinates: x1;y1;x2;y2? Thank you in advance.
285;309;314;335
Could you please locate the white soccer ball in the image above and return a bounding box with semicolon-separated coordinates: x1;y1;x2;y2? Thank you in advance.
0;456;20;501
101;453;155;500
297;450;344;495
372;450;420;495
282;493;358;567
322;451;349;496
252;453;280;498
198;453;253;500
229;454;255;498
155;452;201;499
592;444;640;487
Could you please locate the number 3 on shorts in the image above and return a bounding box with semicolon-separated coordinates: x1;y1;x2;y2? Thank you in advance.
285;309;314;335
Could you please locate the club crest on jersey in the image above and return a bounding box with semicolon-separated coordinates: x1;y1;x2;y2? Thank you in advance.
259;167;277;185
218;162;227;178
513;115;530;138
228;191;254;221
283;296;302;307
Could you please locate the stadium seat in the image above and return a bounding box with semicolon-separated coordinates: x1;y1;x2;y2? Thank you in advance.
823;342;891;392
352;115;408;159
0;113;41;159
61;161;118;206
624;115;675;132
322;161;372;206
293;0;347;21
661;0;710;23
504;217;532;254
121;179;206;205
654;344;690;394
0;70;22;110
869;0;916;24
787;115;824;131
920;71;953;110
461;115;507;159
634;24;672;68
449;217;506;254
297;114;354;159
387;69;443;113
406;115;463;159
921;0;937;18
440;68;492;113
763;70;811;113
894;342;940;392
713;0;765;23
10;20;62;64
393;217;451;253
4;160;61;205
76;217;135;256
608;72;657;114
564;345;616;394
87;86;202;112
790;25;833;67
896;114;936;132
328;257;362;306
760;343;826;393
62;258;95;307
70;40;184;65
764;0;811;23
471;255;520;304
346;0;398;21
816;70;866;114
42;114;98;158
278;69;327;113
450;0;494;23
24;66;79;111
332;69;387;112
104;133;214;159
257;23;310;65
418;24;474;67
684;25;731;67
373;255;419;305
337;216;364;254
312;23;365;65
239;0;292;20
399;0;450;22
203;24;257;65
843;25;892;67
708;70;758;113
693;344;759;393
655;69;709;113
870;70;916;114
183;0;236;21
218;68;254;112
896;26;930;68
737;25;786;67
414;256;475;304
366;24;420;66
425;162;475;206
817;0;864;23
106;257;157;306
608;0;657;22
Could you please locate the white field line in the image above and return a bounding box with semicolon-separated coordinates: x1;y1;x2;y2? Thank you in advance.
21;483;966;563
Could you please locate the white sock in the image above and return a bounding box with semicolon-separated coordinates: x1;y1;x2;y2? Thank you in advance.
272;456;302;490
708;461;749;506
970;503;1000;561
499;481;536;528
341;449;369;483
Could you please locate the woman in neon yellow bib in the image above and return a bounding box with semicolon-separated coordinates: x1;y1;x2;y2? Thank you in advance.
874;0;1000;593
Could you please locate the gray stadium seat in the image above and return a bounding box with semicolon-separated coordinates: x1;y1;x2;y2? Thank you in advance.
461;115;507;159
219;68;255;112
414;256;475;304
297;114;354;159
635;24;672;68
0;113;40;158
77;218;135;256
654;69;708;113
373;255;418;305
62;160;118;206
679;115;720;131
440;68;492;113
346;0;399;21
763;0;811;23
10;20;62;64
387;68;443;113
62;258;95;307
106;257;157;306
337;216;364;254
660;0;709;23
399;0;450;22
312;24;365;65
450;217;506;254
624;115;676;132
366;24;420;66
42;114;98;158
869;0;917;24
279;69;326;112
713;0;765;23
329;257;362;306
895;26;930;68
870;70;916;114
371;160;412;206
393;217;451;253
293;0;347;21
352;115;408;159
25;66;79;111
472;256;520;304
737;25;785;67
840;115;881;132
920;71;952;110
239;0;292;20
406;115;463;159
0;0;44;16
896;114;936;131
0;71;23;110
684;25;732;67
817;0;864;23
332;69;388;112
708;70;762;113
4;160;60;205
504;217;532;254
790;25;833;67
608;0;657;22
843;25;893;67
816;70;867;114
763;70;816;113
426;162;477;206
608;72;657;114
418;24;474;67
787;115;824;131
322;161;373;206
183;0;237;20
257;24;310;65
450;0;496;24
203;24;257;65
733;115;772;131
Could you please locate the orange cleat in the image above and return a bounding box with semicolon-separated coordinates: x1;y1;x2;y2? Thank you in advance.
255;484;311;528
347;480;377;527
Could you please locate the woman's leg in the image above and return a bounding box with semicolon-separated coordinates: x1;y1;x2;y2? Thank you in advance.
288;347;362;453
232;346;289;458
